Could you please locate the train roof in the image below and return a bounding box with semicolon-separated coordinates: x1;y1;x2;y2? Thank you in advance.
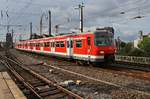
17;32;93;43
16;27;114;43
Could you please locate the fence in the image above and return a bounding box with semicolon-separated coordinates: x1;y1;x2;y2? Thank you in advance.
115;55;150;65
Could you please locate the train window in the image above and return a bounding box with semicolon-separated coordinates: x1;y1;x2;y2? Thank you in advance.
52;42;55;47
67;41;69;48
50;42;52;47
56;42;60;47
60;41;64;47
40;43;43;47
49;42;51;47
44;42;46;47
44;42;50;47
87;37;91;45
52;42;54;47
48;42;50;47
37;43;39;47
76;40;82;48
70;40;73;48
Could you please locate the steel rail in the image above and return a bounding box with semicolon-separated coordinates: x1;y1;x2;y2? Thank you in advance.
0;54;84;99
0;59;43;99
43;63;150;96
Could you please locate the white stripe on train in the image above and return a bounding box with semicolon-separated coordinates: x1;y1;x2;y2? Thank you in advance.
16;48;104;60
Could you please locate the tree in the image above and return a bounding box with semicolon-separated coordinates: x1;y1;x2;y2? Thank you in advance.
120;41;126;48
123;42;133;55
118;42;133;55
138;37;150;56
128;48;146;56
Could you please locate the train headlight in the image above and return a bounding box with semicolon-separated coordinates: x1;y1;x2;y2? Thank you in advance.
115;49;117;53
100;51;104;54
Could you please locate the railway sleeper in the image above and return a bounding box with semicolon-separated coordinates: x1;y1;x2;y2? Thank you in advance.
30;80;45;84
44;93;68;99
39;89;61;97
22;89;31;95
17;83;26;89
36;86;57;93
32;82;47;87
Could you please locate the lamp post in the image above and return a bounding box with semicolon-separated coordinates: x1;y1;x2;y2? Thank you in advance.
75;3;84;33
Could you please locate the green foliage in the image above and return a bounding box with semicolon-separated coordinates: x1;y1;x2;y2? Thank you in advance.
119;42;133;55
124;42;133;54
118;37;150;57
138;37;150;56
120;42;126;48
128;48;146;56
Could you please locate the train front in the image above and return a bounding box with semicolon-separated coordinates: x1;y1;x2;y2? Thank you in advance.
92;28;116;63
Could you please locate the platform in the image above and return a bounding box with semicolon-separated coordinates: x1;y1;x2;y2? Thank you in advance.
0;72;26;99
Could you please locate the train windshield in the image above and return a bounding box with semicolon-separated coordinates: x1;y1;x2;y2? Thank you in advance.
94;32;114;46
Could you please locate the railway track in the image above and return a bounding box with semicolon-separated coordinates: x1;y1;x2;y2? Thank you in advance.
18;50;150;72
5;50;150;98
18;50;150;80
0;54;84;99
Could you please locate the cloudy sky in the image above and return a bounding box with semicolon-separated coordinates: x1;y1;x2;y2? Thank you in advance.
0;0;150;42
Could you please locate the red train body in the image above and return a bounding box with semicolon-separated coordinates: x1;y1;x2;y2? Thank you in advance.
15;29;116;64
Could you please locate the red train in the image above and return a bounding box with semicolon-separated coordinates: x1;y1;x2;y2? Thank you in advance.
15;27;116;64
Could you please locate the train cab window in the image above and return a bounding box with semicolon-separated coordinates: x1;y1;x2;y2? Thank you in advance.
94;32;113;46
76;40;82;48
87;37;91;45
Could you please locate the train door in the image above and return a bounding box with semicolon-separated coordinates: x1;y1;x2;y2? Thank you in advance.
87;37;91;61
33;42;36;51
67;38;73;58
40;42;43;52
51;40;55;53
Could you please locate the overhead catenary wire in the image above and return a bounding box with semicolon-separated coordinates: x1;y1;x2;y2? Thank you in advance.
0;0;150;41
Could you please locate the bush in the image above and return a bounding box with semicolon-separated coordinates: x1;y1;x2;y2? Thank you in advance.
138;37;150;56
118;42;133;55
128;48;147;57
